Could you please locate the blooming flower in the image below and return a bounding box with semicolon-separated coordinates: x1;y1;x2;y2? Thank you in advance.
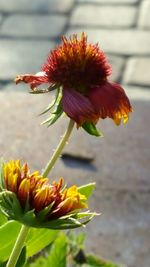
15;33;132;135
0;160;95;229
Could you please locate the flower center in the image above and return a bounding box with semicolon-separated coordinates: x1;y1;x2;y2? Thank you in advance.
42;33;112;93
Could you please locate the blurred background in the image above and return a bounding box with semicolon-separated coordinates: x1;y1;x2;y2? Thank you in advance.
0;0;150;266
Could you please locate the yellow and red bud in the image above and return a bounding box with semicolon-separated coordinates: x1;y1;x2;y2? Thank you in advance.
0;160;94;229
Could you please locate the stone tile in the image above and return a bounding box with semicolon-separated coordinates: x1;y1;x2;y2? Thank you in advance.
0;14;3;24
77;0;139;3
123;85;150;100
0;15;67;38
138;0;150;29
0;40;54;80
86;222;150;267
0;0;74;13
107;55;125;82
70;5;137;27
123;57;150;86
86;189;150;267
66;29;150;55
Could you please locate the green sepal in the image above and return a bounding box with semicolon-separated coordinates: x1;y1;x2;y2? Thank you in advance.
40;88;61;115
0;161;5;190
82;122;103;137
74;211;99;220
30;84;59;94
42;98;63;127
36;202;54;222
22;210;37;226
0;191;23;219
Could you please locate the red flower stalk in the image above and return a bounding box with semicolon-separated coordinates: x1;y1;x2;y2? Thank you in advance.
15;33;132;128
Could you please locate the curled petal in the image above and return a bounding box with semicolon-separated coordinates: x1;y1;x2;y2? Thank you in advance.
33;187;51;212
89;82;133;125
18;178;30;206
62;88;99;126
15;71;49;90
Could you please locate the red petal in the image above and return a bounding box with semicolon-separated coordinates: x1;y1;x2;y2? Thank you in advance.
15;71;49;90
89;82;133;125
62;88;99;126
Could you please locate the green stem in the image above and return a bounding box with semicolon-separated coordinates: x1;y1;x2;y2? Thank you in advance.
42;119;75;177
6;224;29;267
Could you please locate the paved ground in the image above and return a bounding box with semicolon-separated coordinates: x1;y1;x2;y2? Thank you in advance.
0;1;150;267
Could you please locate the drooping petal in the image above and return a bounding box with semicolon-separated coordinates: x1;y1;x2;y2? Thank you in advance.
62;88;99;126
15;71;49;90
89;82;132;125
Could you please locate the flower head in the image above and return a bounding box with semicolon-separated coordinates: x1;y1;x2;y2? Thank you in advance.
15;33;132;135
0;160;95;229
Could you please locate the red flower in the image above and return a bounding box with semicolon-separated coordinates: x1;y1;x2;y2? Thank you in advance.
15;33;132;128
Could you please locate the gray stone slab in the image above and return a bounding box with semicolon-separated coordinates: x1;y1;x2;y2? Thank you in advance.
0;0;74;13
0;15;67;38
0;40;54;80
70;5;137;27
0;88;149;267
86;189;150;267
123;57;150;86
138;0;150;29
66;29;150;55
123;85;150;100
107;55;125;82
0;14;3;24
0;83;28;92
77;0;139;3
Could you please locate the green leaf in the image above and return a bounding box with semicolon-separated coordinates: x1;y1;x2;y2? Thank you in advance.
84;254;120;267
16;246;26;267
25;256;46;267
26;228;58;257
47;233;67;267
25;233;68;267
0;211;7;226
82;122;103;137
0;220;21;262
78;183;96;199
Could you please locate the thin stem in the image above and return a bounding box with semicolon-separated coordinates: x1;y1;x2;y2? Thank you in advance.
42;119;74;177
6;224;29;267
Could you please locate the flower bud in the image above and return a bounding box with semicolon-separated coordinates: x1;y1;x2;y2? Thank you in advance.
0;160;96;229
